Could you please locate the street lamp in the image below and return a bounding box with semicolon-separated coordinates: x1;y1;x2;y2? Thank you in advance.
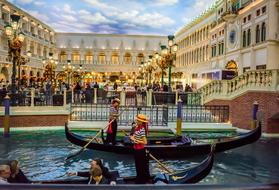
5;14;26;105
18;51;32;89
144;55;158;85
43;52;58;104
161;35;178;92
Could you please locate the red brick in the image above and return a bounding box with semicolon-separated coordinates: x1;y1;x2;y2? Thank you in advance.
206;91;279;133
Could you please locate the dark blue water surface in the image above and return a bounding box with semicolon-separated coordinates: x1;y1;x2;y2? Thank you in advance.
0;128;279;184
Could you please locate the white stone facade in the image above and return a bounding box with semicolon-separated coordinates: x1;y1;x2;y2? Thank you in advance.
175;0;279;89
0;0;56;85
0;0;166;85
55;33;166;74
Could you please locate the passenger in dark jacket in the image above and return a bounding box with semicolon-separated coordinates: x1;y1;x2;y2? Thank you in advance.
68;158;116;185
7;160;31;183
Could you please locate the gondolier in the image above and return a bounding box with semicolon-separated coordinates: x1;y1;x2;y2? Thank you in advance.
130;114;150;184
106;98;120;145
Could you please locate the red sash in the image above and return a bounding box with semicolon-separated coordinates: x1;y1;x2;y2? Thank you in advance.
107;119;113;134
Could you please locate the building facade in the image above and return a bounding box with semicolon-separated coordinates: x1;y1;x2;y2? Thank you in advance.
0;0;166;86
175;0;279;89
55;33;166;84
0;0;56;86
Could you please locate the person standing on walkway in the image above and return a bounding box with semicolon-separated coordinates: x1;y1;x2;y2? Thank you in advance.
106;98;120;145
130;114;150;184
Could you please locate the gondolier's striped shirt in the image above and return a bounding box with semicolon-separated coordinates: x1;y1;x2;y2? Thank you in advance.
134;126;146;150
109;106;118;121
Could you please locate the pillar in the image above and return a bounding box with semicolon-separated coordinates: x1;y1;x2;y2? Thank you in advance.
120;89;126;106
3;95;10;137
94;88;97;104
31;88;35;107
176;97;183;136
251;101;259;129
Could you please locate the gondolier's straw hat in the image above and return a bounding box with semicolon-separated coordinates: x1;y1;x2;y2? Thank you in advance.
136;114;148;123
112;98;120;104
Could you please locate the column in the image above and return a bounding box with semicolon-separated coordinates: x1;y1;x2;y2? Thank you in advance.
33;42;38;56
106;51;111;65
93;50;98;64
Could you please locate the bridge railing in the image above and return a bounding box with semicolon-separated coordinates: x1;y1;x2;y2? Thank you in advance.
70;103;229;124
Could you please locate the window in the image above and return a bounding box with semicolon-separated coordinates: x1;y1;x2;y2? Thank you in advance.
111;52;118;64
261;22;266;41
124;53;131;64
247;29;251;46
243;67;250;73
248;14;251;21
256;65;266;70
98;52;106;64
243;31;246;47
72;54;80;63
256;25;260;43
262;6;266;14
60;52;67;62
243;17;246;23
85;55;93;64
256;9;260;16
218;42;224;55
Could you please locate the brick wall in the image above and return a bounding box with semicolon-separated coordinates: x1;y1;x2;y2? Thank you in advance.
206;91;279;133
0;115;69;127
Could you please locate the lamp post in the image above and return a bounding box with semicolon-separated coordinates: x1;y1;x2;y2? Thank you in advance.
18;51;32;89
144;55;157;85
43;52;58;104
63;60;74;87
161;35;178;92
5;14;26;105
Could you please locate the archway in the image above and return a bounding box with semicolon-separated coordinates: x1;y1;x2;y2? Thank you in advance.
124;52;131;64
0;67;9;84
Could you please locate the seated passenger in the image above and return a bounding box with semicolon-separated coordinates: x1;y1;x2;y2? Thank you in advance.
7;160;31;183
0;165;11;184
68;158;116;185
89;165;110;185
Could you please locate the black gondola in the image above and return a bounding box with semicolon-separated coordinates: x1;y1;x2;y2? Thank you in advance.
34;148;214;185
65;122;261;158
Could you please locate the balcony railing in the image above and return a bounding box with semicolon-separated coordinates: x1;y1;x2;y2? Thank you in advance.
198;69;279;103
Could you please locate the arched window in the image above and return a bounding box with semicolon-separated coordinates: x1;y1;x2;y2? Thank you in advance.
72;52;80;64
124;52;131;64
111;52;118;64
60;51;67;63
85;51;93;64
137;53;144;64
261;22;266;42
256;25;260;43
98;52;105;64
247;29;251;46
243;31;246;47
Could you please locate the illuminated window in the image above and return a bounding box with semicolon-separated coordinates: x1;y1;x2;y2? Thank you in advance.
111;52;118;64
124;53;131;64
98;52;105;64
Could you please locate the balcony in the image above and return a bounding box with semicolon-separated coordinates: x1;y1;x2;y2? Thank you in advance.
222;11;237;22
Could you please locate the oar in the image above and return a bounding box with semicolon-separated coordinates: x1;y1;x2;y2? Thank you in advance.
148;151;173;174
65;108;127;161
121;130;173;174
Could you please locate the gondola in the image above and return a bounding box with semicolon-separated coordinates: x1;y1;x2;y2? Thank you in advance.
65;122;261;158
33;147;214;185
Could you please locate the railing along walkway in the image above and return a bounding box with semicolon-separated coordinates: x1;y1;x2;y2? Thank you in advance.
198;69;279;103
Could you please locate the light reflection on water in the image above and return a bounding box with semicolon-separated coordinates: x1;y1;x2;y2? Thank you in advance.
0;129;279;184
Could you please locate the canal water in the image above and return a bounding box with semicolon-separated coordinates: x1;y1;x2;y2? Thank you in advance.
0;128;279;184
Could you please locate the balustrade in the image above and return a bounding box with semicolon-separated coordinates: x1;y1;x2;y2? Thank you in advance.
198;69;279;103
